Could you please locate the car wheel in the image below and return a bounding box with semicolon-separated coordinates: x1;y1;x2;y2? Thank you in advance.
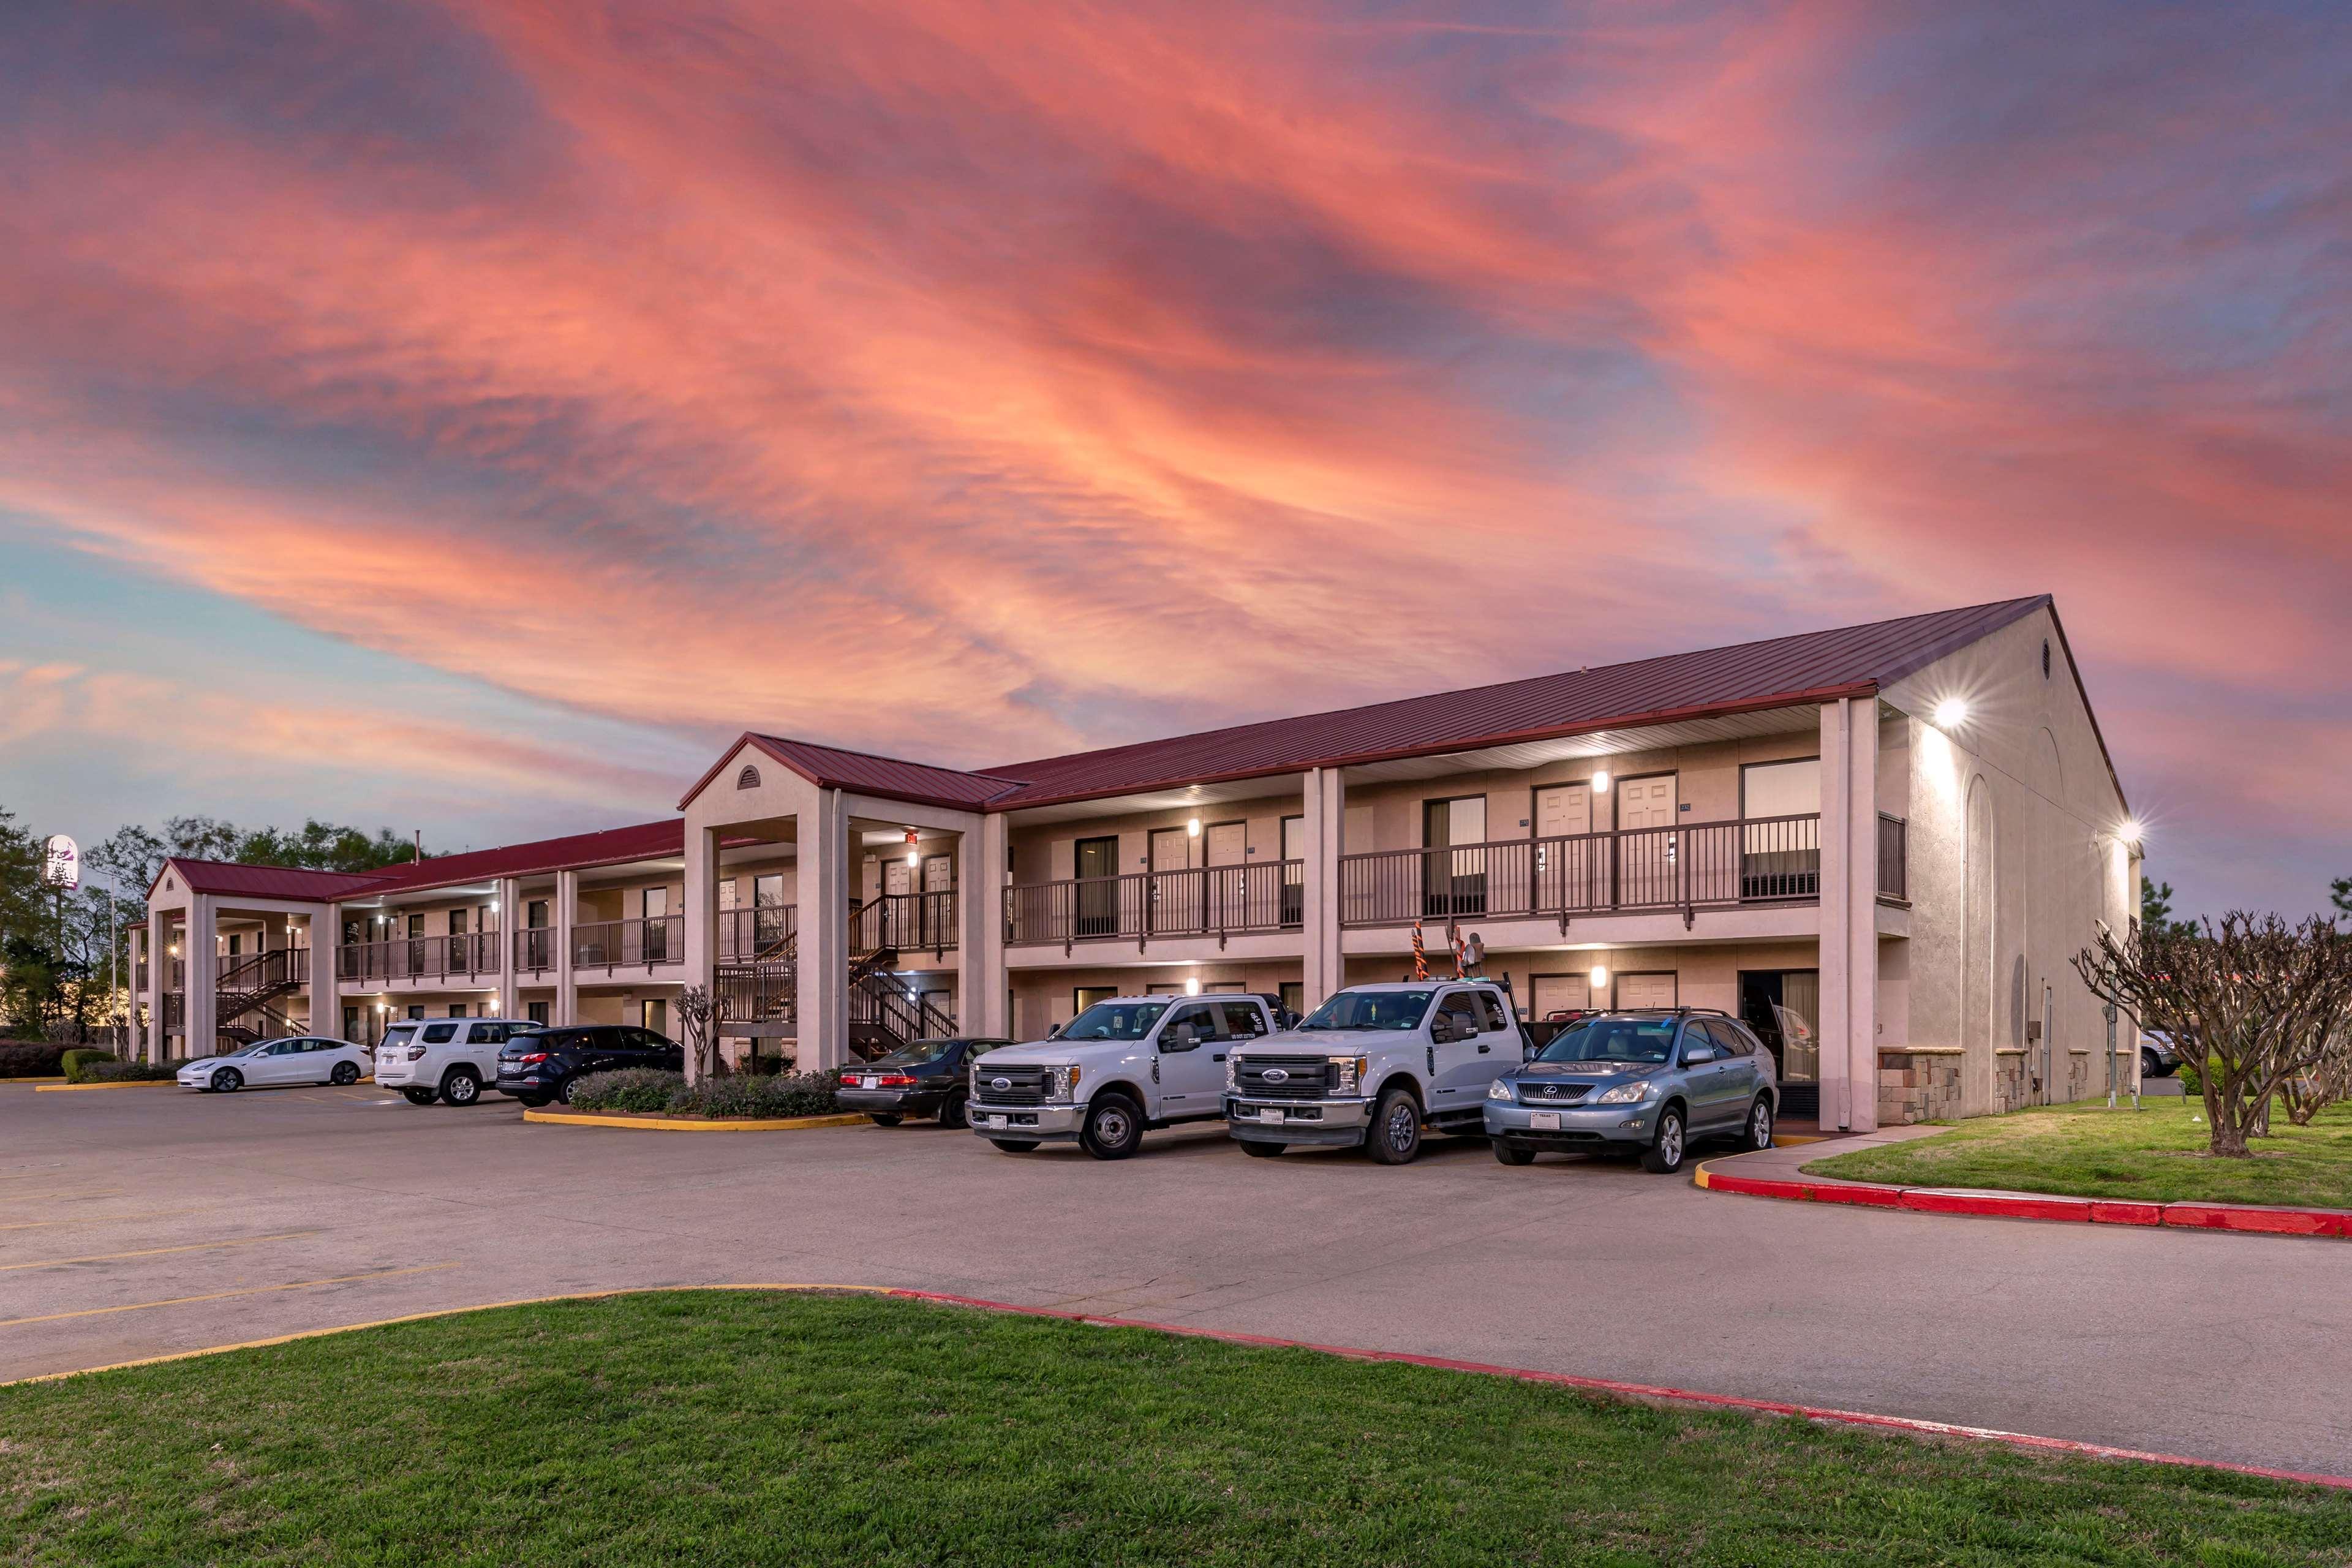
1492;1139;1536;1166
989;1139;1041;1153
1080;1095;1143;1160
329;1061;360;1086
441;1068;481;1107
553;1076;575;1106
517;1094;549;1109
1740;1095;1774;1153
1363;1087;1423;1165
1641;1106;1688;1174
2141;1048;2170;1079
1238;1139;1286;1158
937;1093;969;1130
211;1068;242;1093
868;1112;903;1127
401;1088;437;1106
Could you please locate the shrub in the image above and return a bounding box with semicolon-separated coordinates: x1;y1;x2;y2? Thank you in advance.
561;1067;840;1119
567;1068;685;1113
679;1071;839;1120
0;1041;67;1077
69;1057;184;1084
59;1048;118;1077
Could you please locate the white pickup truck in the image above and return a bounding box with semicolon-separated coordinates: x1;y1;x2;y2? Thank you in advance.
967;993;1278;1159
374;1016;535;1106
1224;981;1526;1163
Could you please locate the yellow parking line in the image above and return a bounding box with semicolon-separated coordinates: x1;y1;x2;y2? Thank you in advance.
0;1207;217;1232
0;1231;320;1275
0;1262;460;1329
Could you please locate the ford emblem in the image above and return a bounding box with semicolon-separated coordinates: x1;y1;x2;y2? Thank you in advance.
991;1076;1011;1092
1264;1068;1289;1084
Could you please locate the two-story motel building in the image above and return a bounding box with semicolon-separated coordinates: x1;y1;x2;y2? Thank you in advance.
134;596;2140;1129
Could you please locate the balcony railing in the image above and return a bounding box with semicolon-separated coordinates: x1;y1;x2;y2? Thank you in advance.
1005;861;1302;948
573;914;684;971
1877;813;1909;903
339;932;502;984
718;905;798;962
852;891;957;955
1338;815;1823;929
514;927;556;975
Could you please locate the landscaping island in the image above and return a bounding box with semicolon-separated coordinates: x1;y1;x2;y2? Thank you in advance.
4;1292;2348;1564
1806;1102;2352;1210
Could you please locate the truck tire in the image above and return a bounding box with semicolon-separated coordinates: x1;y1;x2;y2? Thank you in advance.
1492;1139;1535;1166
1238;1139;1285;1158
1080;1094;1142;1160
989;1139;1040;1153
1364;1087;1423;1164
440;1068;481;1107
1641;1105;1687;1174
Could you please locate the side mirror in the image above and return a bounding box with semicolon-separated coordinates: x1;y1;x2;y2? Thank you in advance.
1683;1045;1717;1066
1430;1014;1460;1045
1521;1038;1540;1061
1046;1022;1063;1039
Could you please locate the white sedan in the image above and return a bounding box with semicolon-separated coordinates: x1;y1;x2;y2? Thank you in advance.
179;1037;372;1093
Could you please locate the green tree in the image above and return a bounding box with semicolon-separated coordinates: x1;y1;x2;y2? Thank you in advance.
86;817;419;896
2139;875;2193;935
0;807;43;950
2332;875;2351;917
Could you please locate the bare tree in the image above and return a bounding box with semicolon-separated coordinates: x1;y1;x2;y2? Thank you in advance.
677;984;717;1081
2074;913;2352;1157
2277;1025;2352;1127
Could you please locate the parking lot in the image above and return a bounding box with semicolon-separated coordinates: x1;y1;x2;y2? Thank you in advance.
4;1077;2346;1480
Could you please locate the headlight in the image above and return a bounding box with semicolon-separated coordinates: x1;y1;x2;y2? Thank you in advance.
1225;1055;1237;1091
1331;1055;1364;1095
1486;1078;1514;1102
1595;1080;1652;1105
1050;1065;1080;1101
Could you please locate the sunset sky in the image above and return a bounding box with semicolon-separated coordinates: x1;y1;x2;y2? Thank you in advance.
2;1;2346;918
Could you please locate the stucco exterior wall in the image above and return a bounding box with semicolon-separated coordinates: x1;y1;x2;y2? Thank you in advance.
1883;605;2134;1118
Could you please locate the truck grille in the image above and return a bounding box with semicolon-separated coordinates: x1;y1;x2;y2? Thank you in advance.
1518;1082;1593;1105
973;1065;1050;1106
1235;1056;1331;1100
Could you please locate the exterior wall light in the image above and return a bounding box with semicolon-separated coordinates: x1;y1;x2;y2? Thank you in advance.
1185;976;1202;995
1933;698;1969;728
1591;770;1611;793
1589;965;1609;991
905;850;920;867
2117;820;2143;846
1186;818;1202;837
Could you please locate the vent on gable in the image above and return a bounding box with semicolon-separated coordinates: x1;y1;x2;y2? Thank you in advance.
736;764;762;791
2041;639;2051;680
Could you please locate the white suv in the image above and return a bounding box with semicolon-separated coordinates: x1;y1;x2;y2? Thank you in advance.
969;994;1276;1159
374;1017;535;1107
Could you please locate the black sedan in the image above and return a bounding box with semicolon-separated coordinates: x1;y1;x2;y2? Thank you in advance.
496;1025;684;1106
837;1037;1011;1127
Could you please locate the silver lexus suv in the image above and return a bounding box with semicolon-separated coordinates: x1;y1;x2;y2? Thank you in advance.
1482;1009;1777;1174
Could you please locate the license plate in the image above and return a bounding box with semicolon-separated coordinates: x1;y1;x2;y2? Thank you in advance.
1257;1106;1285;1123
1531;1111;1561;1131
860;1076;877;1090
979;1114;1006;1128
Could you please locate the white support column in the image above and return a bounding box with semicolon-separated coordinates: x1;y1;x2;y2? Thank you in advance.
144;911;166;1063
184;894;217;1061
962;815;1001;1036
1818;702;1852;1131
796;789;850;1071
314;902;339;1038
496;878;521;1023
556;869;579;1026
1301;767;1346;1007
682;835;718;1084
1845;703;1881;1133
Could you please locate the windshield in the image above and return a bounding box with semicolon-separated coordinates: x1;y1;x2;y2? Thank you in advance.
1537;1016;1679;1065
1299;990;1435;1031
876;1039;958;1066
1061;1002;1167;1041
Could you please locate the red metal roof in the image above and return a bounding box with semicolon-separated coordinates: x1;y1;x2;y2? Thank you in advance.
347;820;686;899
152;859;388;902
976;596;2054;809
746;736;1027;809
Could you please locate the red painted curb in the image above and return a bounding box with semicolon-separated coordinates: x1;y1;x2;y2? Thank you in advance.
883;1287;2352;1493
1697;1162;2349;1242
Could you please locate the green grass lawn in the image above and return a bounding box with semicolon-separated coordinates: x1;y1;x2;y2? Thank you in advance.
1804;1101;2352;1208
3;1292;2347;1566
